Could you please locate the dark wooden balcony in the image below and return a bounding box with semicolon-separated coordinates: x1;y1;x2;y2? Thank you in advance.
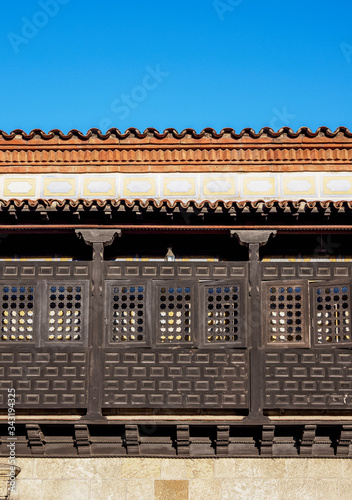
0;229;351;457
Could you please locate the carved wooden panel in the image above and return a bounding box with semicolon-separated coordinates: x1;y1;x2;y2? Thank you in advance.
264;349;352;408
0;262;91;279
0;349;87;407
104;350;249;408
262;263;352;280
105;262;248;279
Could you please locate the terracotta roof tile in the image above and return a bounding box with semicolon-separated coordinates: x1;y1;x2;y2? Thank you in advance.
1;126;352;141
0;127;351;174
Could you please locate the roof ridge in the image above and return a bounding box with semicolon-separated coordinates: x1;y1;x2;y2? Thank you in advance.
0;126;351;141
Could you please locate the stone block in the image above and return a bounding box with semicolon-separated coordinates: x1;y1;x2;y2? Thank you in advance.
90;479;127;500
339;479;352;500
63;458;97;479
235;458;285;478
155;480;188;500
0;476;8;499
161;459;187;479
220;479;253;500
127;479;154;500
283;459;309;478
251;479;279;500
307;458;349;479
316;478;340;500
95;458;121;479
59;480;89;500
278;479;316;500
121;458;161;479
189;479;221;500
11;479;42;500
33;459;65;480
14;458;34;479
186;459;214;479
214;458;237;478
40;480;70;500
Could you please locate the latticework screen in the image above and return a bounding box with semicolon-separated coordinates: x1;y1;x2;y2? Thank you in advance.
262;281;308;346
204;284;242;344
0;284;35;342
47;283;85;342
109;284;146;343
157;284;192;343
313;283;352;345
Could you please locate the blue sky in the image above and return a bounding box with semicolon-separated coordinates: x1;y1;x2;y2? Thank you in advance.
1;0;352;134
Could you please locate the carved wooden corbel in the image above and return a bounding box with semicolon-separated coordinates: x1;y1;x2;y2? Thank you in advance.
300;425;316;456
176;425;190;456
260;425;275;457
216;425;230;456
26;424;44;455
124;425;140;456
74;424;91;456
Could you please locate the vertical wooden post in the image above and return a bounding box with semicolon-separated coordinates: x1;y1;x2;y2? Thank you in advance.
76;229;120;420
231;230;276;420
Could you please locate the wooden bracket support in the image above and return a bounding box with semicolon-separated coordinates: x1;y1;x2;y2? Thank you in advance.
176;425;190;456
260;425;275;457
216;425;230;456
74;424;91;456
337;425;352;456
124;425;140;456
26;424;44;455
300;425;316;457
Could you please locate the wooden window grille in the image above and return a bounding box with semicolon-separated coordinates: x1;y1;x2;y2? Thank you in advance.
312;282;352;346
47;283;84;342
106;279;246;347
107;283;146;343
262;281;309;347
156;283;193;344
202;283;243;345
0;283;36;342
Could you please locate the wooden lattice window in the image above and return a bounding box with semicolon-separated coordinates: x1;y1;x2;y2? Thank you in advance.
262;281;309;347
47;283;86;343
312;282;352;346
201;283;243;345
106;282;146;343
0;283;36;342
156;282;193;344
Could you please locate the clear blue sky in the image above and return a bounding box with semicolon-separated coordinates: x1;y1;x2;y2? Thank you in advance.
1;0;352;134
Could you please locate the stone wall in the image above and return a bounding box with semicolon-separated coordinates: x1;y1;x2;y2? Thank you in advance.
8;457;352;500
